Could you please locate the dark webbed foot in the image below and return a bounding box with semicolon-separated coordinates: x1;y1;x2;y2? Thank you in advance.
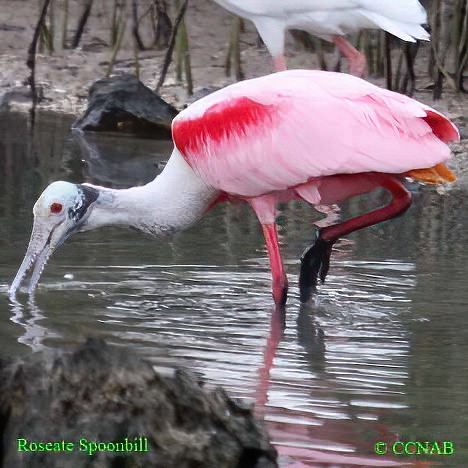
299;236;335;302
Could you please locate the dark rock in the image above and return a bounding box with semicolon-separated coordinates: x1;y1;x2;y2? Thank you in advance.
0;338;277;468
73;75;179;138
185;86;222;107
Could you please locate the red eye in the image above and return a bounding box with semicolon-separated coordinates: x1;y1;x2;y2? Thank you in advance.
50;202;63;214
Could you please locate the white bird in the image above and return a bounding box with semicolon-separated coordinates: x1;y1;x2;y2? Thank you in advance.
213;0;430;75
9;70;458;306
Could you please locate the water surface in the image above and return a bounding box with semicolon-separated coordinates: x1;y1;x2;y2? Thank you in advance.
0;111;467;467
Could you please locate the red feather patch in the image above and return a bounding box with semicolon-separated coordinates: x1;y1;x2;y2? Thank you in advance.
423;110;459;143
173;97;274;158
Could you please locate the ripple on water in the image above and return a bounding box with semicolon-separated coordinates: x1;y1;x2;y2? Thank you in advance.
4;257;417;467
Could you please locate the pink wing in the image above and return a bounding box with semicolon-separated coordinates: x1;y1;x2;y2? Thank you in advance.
173;70;458;197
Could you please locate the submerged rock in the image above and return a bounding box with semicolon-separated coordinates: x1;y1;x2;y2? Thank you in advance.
0;338;277;468
73;75;179;138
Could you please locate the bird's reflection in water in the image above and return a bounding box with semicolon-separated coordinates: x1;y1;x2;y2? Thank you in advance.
9;296;61;352
258;303;418;468
255;303;327;418
255;306;287;418
296;304;327;374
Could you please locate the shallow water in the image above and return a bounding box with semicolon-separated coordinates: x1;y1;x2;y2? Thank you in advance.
0;111;467;467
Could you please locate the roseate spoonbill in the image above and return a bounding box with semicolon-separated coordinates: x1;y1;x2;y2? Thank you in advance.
9;70;458;305
213;0;430;75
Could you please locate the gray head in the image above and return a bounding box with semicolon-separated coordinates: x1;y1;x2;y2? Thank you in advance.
9;181;99;298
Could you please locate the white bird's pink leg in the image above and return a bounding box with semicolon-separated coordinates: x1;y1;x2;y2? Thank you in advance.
273;54;287;72
332;35;367;77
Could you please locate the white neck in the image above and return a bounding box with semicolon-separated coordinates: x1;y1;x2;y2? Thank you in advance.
83;148;220;236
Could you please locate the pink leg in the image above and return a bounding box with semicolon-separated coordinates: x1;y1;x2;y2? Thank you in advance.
320;176;412;240
255;306;285;418
262;223;289;306
273;54;287;72
249;195;288;305
300;175;412;301
333;35;367;77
